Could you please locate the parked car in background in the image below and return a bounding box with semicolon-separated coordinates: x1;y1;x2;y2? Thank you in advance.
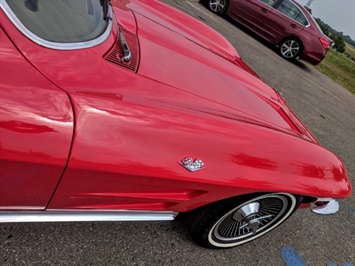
206;0;331;64
0;0;351;249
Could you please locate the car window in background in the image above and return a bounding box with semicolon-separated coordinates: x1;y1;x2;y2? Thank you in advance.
275;0;309;26
260;0;279;7
5;0;108;43
294;12;308;26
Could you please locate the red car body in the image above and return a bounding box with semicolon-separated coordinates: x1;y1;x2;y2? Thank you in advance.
0;0;351;248
209;0;331;65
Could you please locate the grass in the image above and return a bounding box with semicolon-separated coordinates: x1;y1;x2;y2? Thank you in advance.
344;42;355;61
315;45;355;94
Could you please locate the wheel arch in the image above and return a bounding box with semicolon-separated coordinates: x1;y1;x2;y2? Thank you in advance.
186;191;304;215
278;36;305;57
186;192;303;248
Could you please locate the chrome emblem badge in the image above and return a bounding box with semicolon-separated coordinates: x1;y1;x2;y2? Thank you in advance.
179;157;205;172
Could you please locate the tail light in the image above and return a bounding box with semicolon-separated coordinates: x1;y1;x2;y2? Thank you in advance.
319;38;330;50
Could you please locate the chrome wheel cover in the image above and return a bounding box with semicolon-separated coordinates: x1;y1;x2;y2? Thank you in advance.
209;0;226;13
280;40;300;58
208;193;296;247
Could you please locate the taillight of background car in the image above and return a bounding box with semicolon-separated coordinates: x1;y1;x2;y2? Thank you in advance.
319;38;330;50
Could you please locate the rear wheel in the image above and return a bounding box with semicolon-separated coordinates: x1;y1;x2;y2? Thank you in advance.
208;0;229;14
188;193;301;248
279;38;302;60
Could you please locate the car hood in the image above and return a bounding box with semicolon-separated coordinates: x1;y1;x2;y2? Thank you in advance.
7;1;313;142
125;7;309;139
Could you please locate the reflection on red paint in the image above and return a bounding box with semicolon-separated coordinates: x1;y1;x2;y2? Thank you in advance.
0;121;56;134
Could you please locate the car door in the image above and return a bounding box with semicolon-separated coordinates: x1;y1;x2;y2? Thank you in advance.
229;0;279;37
0;29;74;210
260;0;307;43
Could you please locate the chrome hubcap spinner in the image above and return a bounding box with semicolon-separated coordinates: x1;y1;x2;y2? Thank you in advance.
232;202;272;235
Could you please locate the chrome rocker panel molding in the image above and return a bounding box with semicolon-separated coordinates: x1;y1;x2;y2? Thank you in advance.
0;0;113;50
0;210;178;223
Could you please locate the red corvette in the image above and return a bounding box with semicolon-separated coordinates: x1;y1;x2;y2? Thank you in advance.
0;0;351;248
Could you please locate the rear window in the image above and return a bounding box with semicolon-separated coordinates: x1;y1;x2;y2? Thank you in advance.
5;0;108;43
276;0;309;26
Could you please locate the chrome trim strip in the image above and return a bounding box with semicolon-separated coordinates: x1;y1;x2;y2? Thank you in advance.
0;0;113;50
0;206;44;210
0;210;178;223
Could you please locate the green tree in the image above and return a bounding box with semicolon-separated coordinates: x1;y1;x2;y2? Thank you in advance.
315;18;329;36
334;35;346;53
343;35;355;47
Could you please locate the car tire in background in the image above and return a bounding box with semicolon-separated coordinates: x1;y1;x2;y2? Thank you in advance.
279;38;303;61
208;0;229;15
188;193;302;248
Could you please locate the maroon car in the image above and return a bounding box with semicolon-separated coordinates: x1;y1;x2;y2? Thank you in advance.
207;0;331;64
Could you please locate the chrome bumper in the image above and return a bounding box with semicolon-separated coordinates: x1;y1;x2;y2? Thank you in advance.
312;198;339;215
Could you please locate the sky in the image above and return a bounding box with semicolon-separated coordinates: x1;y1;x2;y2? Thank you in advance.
295;0;355;39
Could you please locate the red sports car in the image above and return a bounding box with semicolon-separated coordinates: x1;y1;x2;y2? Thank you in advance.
0;0;351;248
206;0;332;65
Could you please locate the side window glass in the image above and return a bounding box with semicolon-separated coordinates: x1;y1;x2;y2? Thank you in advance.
260;0;279;7
295;12;308;26
276;1;299;19
276;0;309;26
276;0;300;20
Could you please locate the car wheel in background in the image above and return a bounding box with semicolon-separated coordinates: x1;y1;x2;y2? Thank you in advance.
188;193;301;248
208;0;229;14
279;38;303;61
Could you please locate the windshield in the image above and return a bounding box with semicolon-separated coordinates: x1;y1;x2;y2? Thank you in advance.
5;0;109;43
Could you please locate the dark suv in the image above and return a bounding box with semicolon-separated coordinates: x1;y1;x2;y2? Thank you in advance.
207;0;331;64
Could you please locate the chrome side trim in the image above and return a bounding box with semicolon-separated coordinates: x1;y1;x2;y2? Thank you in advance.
0;206;44;210
0;0;113;50
312;198;340;215
0;210;178;223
